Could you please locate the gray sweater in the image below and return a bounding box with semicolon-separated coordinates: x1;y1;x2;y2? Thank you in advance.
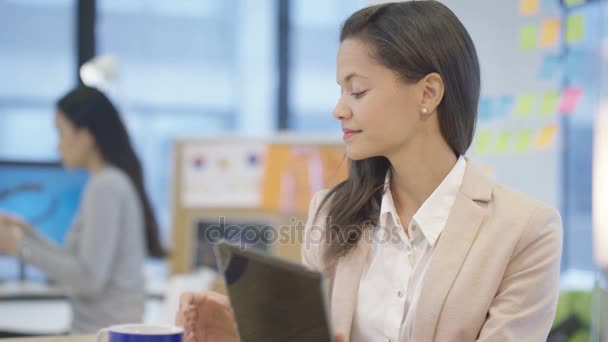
18;167;146;334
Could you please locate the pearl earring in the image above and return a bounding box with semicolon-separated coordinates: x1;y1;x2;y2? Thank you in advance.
420;107;428;115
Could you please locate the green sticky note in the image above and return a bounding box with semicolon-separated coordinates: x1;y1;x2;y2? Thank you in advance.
540;91;560;115
520;25;538;51
495;131;512;153
566;15;585;44
516;94;535;117
565;0;585;7
515;129;534;152
474;131;492;154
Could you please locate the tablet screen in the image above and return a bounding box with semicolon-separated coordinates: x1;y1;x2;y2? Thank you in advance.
215;242;334;342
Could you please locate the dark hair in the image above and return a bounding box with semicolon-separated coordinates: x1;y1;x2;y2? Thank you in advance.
319;1;480;264
57;86;166;258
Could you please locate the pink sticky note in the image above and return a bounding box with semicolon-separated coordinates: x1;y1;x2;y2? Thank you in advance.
558;87;583;114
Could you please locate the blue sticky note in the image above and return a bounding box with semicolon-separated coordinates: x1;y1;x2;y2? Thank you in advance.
538;55;561;80
564;51;586;81
541;0;556;9
478;97;494;122
497;96;514;117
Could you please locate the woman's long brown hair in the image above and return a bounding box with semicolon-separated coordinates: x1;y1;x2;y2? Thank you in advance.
318;1;480;265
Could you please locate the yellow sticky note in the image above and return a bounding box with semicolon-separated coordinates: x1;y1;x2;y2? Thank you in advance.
520;25;538;51
536;124;558;149
496;131;512;153
474;130;492;154
566;15;585;44
540;19;560;48
520;0;540;16
565;0;585;7
540;91;560;115
516;129;534;152
516;94;535;117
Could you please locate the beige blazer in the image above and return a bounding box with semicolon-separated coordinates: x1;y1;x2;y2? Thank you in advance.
302;162;563;342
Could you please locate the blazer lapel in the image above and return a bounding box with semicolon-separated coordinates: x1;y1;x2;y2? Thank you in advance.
411;162;493;341
330;236;371;342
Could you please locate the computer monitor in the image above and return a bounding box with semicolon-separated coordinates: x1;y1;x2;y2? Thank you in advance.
193;218;272;271
0;161;88;281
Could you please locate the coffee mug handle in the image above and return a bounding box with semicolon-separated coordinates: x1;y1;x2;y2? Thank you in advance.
96;328;109;342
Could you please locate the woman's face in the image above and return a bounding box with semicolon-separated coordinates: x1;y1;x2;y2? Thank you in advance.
334;38;441;161
55;111;95;169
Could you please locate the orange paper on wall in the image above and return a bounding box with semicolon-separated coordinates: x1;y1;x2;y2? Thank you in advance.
520;0;540;15
540;18;560;48
261;144;348;214
536;124;558;149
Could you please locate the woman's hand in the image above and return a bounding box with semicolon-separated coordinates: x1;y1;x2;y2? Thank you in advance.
0;214;29;255
0;213;32;234
176;291;239;342
175;291;346;342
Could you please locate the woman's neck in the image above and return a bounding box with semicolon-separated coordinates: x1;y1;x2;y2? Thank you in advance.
87;153;107;174
387;136;458;220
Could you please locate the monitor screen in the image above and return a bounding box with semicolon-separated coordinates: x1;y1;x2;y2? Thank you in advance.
0;161;88;281
194;219;272;271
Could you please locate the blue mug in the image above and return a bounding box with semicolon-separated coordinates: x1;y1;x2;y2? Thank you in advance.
96;324;183;342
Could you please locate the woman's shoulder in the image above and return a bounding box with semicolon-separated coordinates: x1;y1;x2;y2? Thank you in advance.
307;189;332;224
463;160;559;225
487;182;562;251
311;189;332;208
86;167;134;196
491;182;560;220
302;189;333;271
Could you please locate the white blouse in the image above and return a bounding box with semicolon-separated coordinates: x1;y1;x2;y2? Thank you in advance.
351;156;467;342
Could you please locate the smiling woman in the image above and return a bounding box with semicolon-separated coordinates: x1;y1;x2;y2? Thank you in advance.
175;2;563;342
324;2;480;260
303;2;561;341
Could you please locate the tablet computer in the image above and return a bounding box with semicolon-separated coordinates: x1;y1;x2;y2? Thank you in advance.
214;241;335;342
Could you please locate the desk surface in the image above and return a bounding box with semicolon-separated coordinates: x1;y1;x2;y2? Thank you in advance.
0;259;169;301
1;336;93;342
0;281;164;301
0;282;64;300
